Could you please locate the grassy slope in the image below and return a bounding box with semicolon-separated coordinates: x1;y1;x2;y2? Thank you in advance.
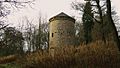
1;41;120;68
22;41;120;68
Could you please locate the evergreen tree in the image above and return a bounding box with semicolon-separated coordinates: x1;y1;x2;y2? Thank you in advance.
82;1;94;44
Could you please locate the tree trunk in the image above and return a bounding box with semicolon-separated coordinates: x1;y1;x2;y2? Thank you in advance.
95;0;106;42
106;0;120;50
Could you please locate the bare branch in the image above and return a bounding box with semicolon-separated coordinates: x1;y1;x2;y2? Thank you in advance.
86;13;101;23
71;2;85;12
0;24;8;30
0;0;35;3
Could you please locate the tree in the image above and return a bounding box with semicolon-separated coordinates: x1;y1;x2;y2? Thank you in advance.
0;0;34;30
0;27;24;56
94;0;106;42
71;0;120;46
35;15;49;50
0;0;35;55
22;15;49;52
71;0;104;43
106;0;120;50
75;21;84;45
82;1;94;44
23;16;35;52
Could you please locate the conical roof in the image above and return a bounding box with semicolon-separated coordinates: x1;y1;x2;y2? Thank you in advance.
49;12;75;22
56;12;69;17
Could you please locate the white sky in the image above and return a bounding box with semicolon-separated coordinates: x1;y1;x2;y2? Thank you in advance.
7;0;120;26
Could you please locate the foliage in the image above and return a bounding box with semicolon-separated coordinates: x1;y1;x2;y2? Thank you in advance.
82;1;94;44
0;0;35;56
16;41;120;68
72;0;120;50
35;22;49;50
0;27;24;56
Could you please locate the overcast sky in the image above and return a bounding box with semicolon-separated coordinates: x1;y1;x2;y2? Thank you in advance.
7;0;120;26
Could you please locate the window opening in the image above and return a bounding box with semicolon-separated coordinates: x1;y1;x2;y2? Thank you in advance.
52;33;54;37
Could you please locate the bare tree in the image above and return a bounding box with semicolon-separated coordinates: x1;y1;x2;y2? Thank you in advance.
0;0;35;55
35;13;49;50
0;0;35;30
22;16;35;52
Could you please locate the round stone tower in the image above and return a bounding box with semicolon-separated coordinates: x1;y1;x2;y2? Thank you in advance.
49;12;75;49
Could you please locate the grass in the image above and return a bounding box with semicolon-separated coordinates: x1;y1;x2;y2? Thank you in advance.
1;40;120;68
21;40;120;68
0;63;21;68
0;55;22;68
0;55;17;64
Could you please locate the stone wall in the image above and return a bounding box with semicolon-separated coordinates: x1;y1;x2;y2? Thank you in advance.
49;18;75;49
